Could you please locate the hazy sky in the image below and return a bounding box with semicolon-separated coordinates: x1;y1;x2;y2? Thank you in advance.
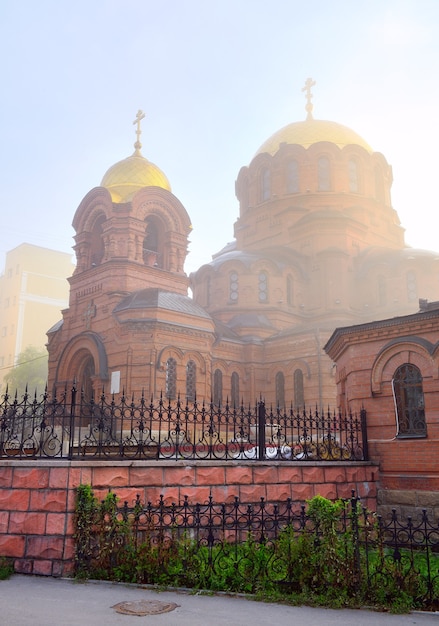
1;0;438;274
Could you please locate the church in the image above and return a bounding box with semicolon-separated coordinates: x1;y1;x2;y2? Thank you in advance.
47;81;439;408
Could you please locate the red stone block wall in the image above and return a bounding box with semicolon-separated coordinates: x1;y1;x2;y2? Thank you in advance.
0;459;378;577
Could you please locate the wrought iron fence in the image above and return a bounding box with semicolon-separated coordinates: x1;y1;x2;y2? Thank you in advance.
0;385;367;461
76;490;439;608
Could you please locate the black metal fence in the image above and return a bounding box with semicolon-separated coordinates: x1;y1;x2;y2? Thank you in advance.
77;490;439;608
0;385;367;461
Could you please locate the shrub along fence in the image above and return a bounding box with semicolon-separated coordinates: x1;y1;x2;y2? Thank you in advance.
0;385;367;461
75;487;439;611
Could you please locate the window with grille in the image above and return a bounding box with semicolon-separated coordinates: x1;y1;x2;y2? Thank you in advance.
294;369;304;408
393;363;426;437
213;369;222;406
258;272;268;303
275;371;285;408
231;372;239;408
186;360;196;401
166;357;177;399
229;272;239;303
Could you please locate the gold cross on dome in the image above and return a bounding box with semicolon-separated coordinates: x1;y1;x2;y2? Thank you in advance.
302;78;316;120
133;109;145;155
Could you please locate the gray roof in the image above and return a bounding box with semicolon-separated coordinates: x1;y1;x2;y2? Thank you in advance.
113;288;212;319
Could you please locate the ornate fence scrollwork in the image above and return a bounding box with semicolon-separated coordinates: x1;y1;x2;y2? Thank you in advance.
0;385;367;461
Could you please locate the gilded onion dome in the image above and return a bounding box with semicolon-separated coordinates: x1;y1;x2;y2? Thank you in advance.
256;118;372;156
101;110;171;203
256;78;372;156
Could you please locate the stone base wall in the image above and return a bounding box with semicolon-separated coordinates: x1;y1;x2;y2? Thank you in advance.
377;488;439;521
0;459;378;577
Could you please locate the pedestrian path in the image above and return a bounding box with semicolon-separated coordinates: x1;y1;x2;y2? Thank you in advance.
1;575;439;625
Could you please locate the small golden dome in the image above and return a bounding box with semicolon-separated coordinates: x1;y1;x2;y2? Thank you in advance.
101;154;171;203
256;118;372;156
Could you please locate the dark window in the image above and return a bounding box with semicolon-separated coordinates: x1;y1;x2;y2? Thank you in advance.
213;369;222;406
166;357;177;399
287;160;299;193
143;219;159;266
231;372;239;408
294;369;304;408
90;214;105;267
393;364;426;437
318;156;331;191
186;360;196;401
275;371;285;408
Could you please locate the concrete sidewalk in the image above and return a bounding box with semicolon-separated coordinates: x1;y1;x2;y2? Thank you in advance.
1;575;439;626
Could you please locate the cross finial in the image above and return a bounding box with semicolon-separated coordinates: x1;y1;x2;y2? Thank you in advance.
302;78;316;120
133;109;145;155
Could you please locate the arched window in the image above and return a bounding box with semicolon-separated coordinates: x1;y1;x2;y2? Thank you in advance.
286;275;293;306
393;364;426;437
275;371;285;408
186;360;196;401
213;369;222;406
79;355;95;402
374;166;385;203
294;369;304;408
90;214;105;267
261;167;270;201
143;218;160;266
231;372;239;408
318;156;331;191
348;159;359;193
287;160;299;193
407;271;418;302
229;271;239;303
258;271;268;303
166;357;177;399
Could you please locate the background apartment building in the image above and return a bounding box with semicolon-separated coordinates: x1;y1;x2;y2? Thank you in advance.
0;243;74;389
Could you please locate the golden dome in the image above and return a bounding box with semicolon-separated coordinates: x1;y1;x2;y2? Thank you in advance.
256;118;372;156
101;154;171;203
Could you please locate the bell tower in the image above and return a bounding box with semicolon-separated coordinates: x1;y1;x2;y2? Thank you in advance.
47;112;194;396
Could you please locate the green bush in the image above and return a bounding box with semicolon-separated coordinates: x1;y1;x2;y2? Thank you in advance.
73;486;437;612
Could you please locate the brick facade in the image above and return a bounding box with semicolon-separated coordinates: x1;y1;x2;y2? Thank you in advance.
325;301;439;517
47;99;439;410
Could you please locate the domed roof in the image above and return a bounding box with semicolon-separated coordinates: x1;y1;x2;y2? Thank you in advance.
256;118;372;156
113;288;211;319
101;154;171;203
101;110;171;203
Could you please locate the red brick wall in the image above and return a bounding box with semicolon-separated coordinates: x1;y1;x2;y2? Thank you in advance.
0;459;378;577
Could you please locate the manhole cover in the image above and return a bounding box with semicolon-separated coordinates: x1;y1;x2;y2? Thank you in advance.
112;600;179;616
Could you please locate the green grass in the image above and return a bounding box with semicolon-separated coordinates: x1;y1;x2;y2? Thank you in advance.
0;557;14;580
